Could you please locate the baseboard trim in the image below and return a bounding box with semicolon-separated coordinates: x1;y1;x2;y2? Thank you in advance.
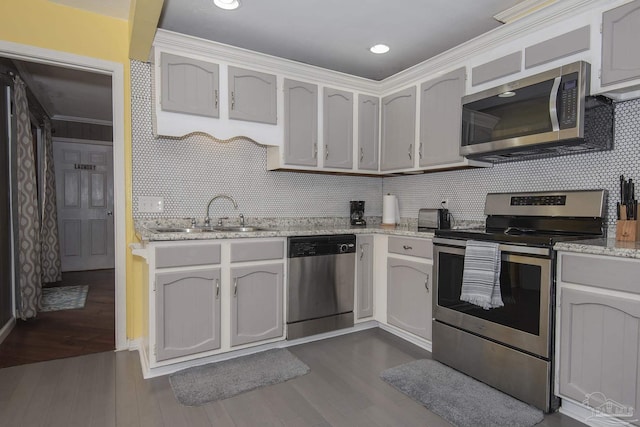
0;317;15;345
560;398;637;427
378;323;433;352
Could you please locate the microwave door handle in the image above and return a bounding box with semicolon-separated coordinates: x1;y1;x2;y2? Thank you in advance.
549;76;561;132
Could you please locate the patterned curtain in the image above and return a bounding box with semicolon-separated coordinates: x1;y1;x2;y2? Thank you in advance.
14;76;41;319
40;118;62;283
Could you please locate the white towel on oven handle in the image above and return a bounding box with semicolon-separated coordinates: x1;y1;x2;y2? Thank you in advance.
459;240;504;310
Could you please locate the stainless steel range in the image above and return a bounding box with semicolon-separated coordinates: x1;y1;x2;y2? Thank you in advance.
433;190;606;412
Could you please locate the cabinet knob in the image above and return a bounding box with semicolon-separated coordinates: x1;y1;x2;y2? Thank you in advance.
360;147;364;162
313;143;318;159
419;142;423;159
425;275;430;291
360;244;364;260
215;278;220;299
231;91;235;110
408;144;412;160
214;89;218;108
233;277;238;297
325;144;329;160
403;245;413;250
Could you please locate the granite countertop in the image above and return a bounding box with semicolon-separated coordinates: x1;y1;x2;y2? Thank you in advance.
135;217;436;242
555;238;640;259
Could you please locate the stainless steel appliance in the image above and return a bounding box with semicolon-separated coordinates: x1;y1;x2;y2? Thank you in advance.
418;208;451;230
350;201;366;226
287;235;356;339
461;61;614;162
433;190;606;412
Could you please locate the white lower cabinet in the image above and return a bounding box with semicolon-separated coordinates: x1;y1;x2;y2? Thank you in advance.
136;238;286;371
155;268;221;361
230;264;283;346
385;236;433;341
557;252;640;425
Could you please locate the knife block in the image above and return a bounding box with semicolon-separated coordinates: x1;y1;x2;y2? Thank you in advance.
616;220;640;241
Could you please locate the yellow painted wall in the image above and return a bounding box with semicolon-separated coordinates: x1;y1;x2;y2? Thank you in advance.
0;0;142;339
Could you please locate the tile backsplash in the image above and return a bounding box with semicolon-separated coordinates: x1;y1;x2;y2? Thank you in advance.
384;98;640;227
131;61;383;220
132;60;639;226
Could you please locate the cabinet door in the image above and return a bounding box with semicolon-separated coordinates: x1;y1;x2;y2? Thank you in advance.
284;79;318;166
381;87;416;171
228;66;277;124
155;268;221;361
323;88;353;169
160;52;219;117
559;287;640;423
356;235;374;319
419;68;465;167
358;95;379;171
601;0;640;86
387;257;431;339
230;264;284;346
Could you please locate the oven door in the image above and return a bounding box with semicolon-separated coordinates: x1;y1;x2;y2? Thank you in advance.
433;238;552;358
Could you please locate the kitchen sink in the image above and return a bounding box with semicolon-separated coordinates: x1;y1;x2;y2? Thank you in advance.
211;226;269;232
149;226;270;233
149;227;216;233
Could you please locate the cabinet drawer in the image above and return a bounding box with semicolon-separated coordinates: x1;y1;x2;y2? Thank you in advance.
155;243;221;268
560;253;640;294
231;240;284;262
388;236;432;259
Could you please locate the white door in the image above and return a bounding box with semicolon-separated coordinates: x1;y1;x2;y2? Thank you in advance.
53;141;114;271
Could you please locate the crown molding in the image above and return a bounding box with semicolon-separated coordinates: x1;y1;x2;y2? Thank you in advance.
153;29;380;94
379;0;607;92
493;0;558;24
52;115;113;126
155;0;618;96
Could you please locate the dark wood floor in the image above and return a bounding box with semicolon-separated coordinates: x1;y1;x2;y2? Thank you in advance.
0;329;586;426
0;269;115;368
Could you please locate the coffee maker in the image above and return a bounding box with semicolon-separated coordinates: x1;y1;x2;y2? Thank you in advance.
350;201;366;226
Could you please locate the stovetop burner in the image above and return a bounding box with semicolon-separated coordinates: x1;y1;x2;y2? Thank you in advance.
434;227;598;247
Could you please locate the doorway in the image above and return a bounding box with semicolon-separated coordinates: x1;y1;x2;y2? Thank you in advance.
0;42;126;361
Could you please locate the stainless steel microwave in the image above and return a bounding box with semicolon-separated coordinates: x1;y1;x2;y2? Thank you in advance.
460;61;614;162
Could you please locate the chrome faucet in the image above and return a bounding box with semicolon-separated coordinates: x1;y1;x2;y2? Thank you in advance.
204;194;238;227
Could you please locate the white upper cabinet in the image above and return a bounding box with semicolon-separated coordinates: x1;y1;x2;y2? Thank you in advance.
380;87;416;171
228;66;277;124
161;52;219;118
283;78;318;167
601;0;640;88
323;88;353;169
358;95;379;171
419;68;465;167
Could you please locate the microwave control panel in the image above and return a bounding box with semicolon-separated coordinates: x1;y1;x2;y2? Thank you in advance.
558;73;579;129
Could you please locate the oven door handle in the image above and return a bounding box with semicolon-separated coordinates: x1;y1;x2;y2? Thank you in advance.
433;237;550;257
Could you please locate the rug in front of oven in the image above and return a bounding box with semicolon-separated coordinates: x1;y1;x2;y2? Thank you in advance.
380;359;544;427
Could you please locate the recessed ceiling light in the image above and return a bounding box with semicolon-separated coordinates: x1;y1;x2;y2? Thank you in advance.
370;44;390;54
214;0;240;10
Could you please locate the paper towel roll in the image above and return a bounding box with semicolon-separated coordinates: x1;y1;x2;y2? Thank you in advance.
382;194;400;224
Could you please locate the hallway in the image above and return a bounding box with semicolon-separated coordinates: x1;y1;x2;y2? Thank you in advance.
0;269;115;368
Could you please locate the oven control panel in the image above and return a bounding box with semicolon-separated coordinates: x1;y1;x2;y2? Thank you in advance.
510;195;567;206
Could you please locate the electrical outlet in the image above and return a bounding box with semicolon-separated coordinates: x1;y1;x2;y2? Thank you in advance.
138;196;164;213
441;199;449;210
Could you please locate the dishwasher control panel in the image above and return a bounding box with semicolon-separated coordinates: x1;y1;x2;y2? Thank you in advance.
288;235;356;258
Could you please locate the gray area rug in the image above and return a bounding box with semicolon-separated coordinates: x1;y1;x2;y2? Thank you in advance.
169;348;310;406
381;359;544;427
40;285;89;312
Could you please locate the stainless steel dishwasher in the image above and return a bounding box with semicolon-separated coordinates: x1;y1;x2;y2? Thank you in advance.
287;235;356;339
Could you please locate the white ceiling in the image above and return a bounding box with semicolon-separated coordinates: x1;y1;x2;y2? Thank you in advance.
158;0;525;81
13;59;113;124
30;0;535;124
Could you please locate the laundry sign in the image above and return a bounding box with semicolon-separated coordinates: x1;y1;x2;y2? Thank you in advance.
74;163;96;170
